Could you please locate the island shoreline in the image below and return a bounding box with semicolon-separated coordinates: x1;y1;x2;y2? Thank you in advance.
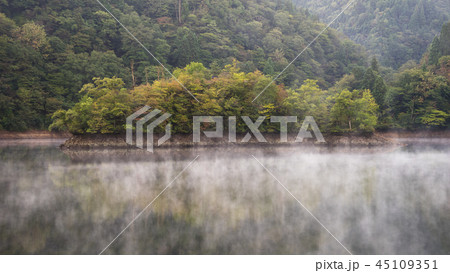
0;130;72;140
61;132;403;150
3;130;450;149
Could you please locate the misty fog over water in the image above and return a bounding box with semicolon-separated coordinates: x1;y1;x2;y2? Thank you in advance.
0;140;449;254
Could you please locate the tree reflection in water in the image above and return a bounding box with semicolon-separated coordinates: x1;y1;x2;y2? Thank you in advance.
0;142;449;254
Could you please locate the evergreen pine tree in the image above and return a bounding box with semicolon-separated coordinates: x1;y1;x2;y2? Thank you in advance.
409;0;426;30
428;36;441;65
362;68;376;90
263;57;275;76
370;57;379;72
372;76;388;108
210;60;221;77
440;22;450;56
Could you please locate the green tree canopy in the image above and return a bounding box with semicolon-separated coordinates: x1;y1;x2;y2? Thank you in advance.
330;89;379;133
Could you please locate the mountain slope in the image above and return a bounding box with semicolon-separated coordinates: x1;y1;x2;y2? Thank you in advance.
0;0;367;131
294;0;450;68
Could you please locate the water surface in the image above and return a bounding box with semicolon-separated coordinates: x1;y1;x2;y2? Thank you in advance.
0;139;449;254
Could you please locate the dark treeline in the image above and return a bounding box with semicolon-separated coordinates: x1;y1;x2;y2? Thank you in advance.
0;0;449;133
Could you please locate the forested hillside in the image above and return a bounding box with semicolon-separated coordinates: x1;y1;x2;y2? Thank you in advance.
1;0;449;134
294;0;450;69
0;0;366;131
49;20;450;134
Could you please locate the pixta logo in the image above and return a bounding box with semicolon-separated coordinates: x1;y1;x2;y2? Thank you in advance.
193;116;325;143
126;106;172;152
127;106;326;153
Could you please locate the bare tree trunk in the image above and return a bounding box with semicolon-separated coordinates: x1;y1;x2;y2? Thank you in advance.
178;0;182;24
349;119;352;131
144;67;149;85
130;60;136;87
175;0;178;23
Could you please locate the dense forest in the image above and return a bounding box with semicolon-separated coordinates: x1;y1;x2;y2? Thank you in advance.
0;0;449;134
0;0;366;131
294;0;450;69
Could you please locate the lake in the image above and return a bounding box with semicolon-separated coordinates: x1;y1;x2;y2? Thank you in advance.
0;139;449;254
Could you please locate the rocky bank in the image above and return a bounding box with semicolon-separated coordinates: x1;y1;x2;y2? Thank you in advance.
61;132;399;150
